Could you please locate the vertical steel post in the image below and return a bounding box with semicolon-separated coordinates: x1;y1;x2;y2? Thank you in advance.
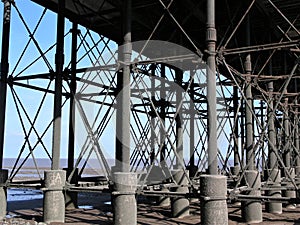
282;97;296;208
266;79;282;214
0;1;11;219
242;15;262;224
115;0;132;173
150;64;156;164
157;64;170;207
206;0;218;175
283;98;291;168
200;1;228;224
113;1;137;224
189;74;197;177
175;69;183;169
232;85;240;175
44;1;66;222
68;22;78;172
160;64;166;163
0;0;11;170
295;99;300;175
52;0;65;170
65;22;79;209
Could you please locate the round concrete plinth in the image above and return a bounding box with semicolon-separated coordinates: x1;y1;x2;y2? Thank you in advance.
0;170;8;220
200;175;228;225
43;170;66;223
113;172;137;225
242;170;262;224
171;170;189;218
265;169;282;214
283;168;296;209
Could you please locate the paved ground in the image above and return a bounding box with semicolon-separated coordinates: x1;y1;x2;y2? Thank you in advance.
5;193;300;224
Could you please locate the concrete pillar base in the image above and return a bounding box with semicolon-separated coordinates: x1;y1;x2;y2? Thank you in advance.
63;168;78;209
242;170;262;224
43;170;66;223
157;187;170;207
200;175;228;225
230;166;240;176
113;172;137;225
295;166;300;177
0;170;8;220
265;169;282;214
283;168;296;209
171;170;189;218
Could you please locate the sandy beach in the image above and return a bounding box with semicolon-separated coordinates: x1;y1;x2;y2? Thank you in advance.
5;189;300;225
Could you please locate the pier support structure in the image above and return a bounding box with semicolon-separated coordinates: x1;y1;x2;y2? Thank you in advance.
0;1;11;219
201;0;228;224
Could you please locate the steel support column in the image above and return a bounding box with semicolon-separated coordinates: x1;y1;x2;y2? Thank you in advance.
266;80;282;214
0;0;11;219
113;1;136;224
175;69;183;169
242;15;262;224
206;0;218;175
65;22;79;209
115;0;132;173
51;0;65;170
283;98;296;209
295;99;300;175
157;64;170;207
68;22;78;174
201;1;228;224
232;85;240;175
0;0;11;170
44;1;66;222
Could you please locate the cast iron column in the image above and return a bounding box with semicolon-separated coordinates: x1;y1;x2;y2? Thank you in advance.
241;15;262;224
0;0;11;219
206;0;218;175
200;1;228;224
175;69;183;169
113;1;137;224
232;85;240;175
65;22;79;209
266;80;282;214
52;0;65;170
283;97;296;209
44;1;66;223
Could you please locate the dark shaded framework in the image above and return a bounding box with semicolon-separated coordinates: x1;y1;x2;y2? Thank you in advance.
0;0;300;223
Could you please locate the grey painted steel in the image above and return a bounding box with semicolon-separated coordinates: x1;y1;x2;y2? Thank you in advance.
157;188;171;206
283;99;291;168
295;100;300;174
232;86;240;175
206;0;218;175
171;170;189;218
115;0;131;172
245;55;254;170
68;22;78;171
265;169;282;214
283;168;296;209
242;170;262;224
52;0;65;170
64;168;78;209
267;81;277;170
157;64;170;207
175;69;183;169
113;172;137;225
200;175;228;225
43;170;66;223
65;22;78;210
245;14;254;170
0;169;8;219
0;0;11;169
266;81;282;213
